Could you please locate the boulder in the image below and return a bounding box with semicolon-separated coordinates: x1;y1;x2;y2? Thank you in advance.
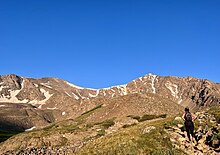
142;126;156;134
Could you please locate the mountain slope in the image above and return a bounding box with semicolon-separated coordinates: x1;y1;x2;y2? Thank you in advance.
1;74;219;111
0;102;57;131
83;93;183;123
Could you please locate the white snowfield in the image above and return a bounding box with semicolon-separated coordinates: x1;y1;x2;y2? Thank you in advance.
0;79;54;108
25;126;36;132
72;92;80;100
65;81;84;89
65;81;97;91
0;85;5;91
47;107;57;110
88;89;100;98
146;74;157;94
116;84;128;95
165;81;179;99
40;82;53;89
89;92;98;98
0;80;28;103
30;88;53;108
33;83;39;87
65;91;72;97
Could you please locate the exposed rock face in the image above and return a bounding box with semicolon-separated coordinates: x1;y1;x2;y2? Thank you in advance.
0;103;58;131
1;74;219;110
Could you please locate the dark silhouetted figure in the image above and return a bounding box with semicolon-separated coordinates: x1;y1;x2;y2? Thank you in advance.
182;107;196;142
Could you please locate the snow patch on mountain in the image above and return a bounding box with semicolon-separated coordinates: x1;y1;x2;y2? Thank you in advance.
165;82;179;99
29;88;53;108
47;107;58;110
139;77;143;81
147;74;157;94
132;80;138;89
0;85;5;91
89;91;99;98
72;92;80;100
65;91;72;97
25;126;36;132
178;99;183;104
116;84;128;95
33;83;39;87
76;90;87;99
65;81;84;89
178;93;183;104
41;83;52;89
0;80;28;103
103;90;106;96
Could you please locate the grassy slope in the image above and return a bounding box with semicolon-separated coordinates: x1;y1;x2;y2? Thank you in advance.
208;106;220;124
75;117;186;155
0;130;20;143
0;101;187;154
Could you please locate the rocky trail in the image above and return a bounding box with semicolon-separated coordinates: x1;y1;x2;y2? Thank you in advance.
166;111;220;155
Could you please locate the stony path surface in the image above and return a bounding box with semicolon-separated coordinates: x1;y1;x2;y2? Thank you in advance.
166;112;220;155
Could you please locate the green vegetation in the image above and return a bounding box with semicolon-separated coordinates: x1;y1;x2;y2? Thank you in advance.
96;129;105;137
122;123;137;128
128;114;167;122
192;106;220;131
94;118;115;129
208;106;220;123
76;117;186;155
80;104;102;116
75;104;103;124
164;116;183;129
0;130;20;143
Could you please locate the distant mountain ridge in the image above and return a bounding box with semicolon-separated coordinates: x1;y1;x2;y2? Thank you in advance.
0;74;219;108
0;73;219;131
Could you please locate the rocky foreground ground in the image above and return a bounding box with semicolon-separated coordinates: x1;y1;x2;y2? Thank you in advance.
167;111;220;155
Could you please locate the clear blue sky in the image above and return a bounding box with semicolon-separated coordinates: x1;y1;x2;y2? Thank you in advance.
0;0;219;88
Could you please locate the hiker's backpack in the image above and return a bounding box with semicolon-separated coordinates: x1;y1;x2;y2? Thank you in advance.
185;112;192;121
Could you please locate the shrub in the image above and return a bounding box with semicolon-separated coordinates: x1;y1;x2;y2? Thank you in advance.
159;114;167;118
138;115;157;122
128;114;167;122
127;115;141;120
122;123;137;128
96;129;105;137
95;119;115;129
208;106;220;123
81;104;102;116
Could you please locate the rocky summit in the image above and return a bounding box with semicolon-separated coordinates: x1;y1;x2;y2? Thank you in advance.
0;74;219;154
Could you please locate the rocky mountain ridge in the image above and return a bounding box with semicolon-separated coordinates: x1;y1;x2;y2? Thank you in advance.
0;74;219;130
1;74;219;109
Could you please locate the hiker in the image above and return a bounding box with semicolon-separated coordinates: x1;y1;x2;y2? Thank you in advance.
182;107;196;142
